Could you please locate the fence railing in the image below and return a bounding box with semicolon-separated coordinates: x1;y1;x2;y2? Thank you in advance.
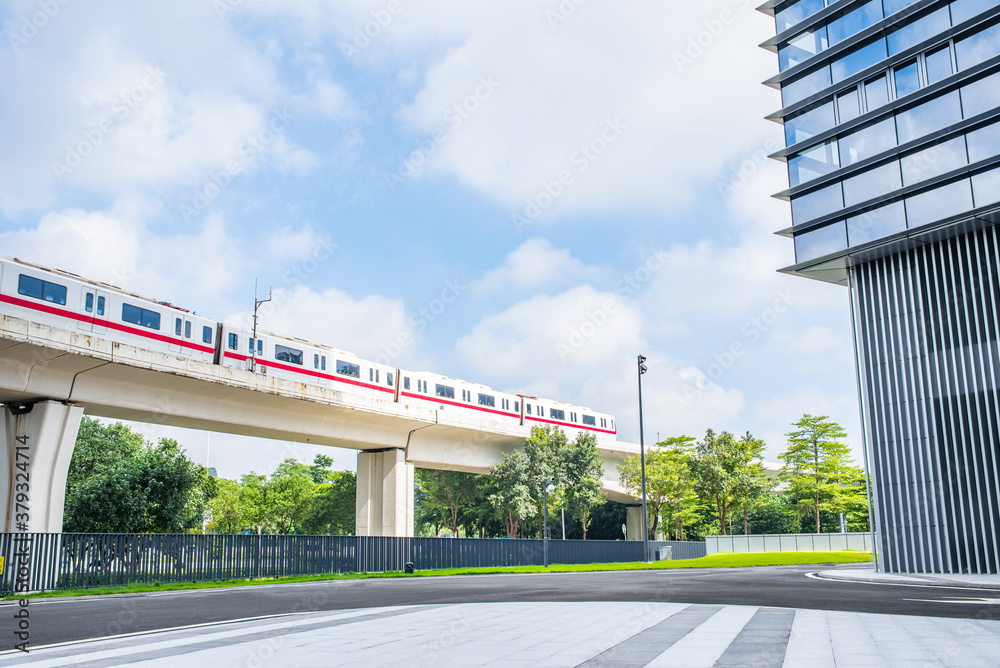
706;532;873;554
0;534;707;593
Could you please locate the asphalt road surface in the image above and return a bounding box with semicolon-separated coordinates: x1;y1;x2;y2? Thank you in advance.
6;563;999;648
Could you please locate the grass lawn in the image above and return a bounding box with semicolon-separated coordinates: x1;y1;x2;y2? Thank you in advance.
8;551;871;600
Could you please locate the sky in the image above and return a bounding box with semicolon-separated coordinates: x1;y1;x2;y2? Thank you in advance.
0;0;862;480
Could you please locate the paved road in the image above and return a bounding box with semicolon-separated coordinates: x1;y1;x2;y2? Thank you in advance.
6;563;1000;648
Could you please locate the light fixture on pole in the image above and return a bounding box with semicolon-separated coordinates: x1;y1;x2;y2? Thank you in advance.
542;479;554;567
637;354;650;563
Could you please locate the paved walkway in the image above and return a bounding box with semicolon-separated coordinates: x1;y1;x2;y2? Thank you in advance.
816;567;1000;590
3;601;999;667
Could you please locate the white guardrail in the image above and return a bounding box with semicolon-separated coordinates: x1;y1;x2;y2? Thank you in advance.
706;532;873;554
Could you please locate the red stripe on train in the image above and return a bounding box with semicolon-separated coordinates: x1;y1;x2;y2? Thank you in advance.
0;294;214;355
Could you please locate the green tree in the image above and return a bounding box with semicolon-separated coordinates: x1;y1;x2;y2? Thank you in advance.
779;414;865;533
300;471;356;535
563;432;606;539
619;436;698;540
747;493;798;534
488;451;535;538
731;433;772;535
523;426;569;532
267;459;317;534
237;473;269;534
208;478;248;534
692;430;746;536
415;470;481;537
64;434;214;533
65;417;145;499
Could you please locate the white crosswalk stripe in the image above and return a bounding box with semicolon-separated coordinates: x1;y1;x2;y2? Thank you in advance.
2;602;999;667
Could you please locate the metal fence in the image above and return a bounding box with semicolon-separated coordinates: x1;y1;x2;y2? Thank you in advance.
0;534;707;593
706;532;873;554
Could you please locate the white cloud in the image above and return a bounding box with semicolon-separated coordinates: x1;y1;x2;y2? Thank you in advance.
378;0;780;219
0;201;245;309
0;0;345;215
472;238;604;294
232;285;414;362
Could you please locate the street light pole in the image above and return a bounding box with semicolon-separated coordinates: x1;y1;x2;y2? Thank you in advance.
637;354;650;563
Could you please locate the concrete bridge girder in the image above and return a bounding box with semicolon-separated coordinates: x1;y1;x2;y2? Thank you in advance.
0;315;643;536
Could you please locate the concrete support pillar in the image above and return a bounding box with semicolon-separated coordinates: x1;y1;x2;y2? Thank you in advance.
1;401;84;532
625;505;645;541
355;449;414;537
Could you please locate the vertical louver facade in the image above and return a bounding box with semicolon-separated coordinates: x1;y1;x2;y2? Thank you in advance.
853;226;1000;573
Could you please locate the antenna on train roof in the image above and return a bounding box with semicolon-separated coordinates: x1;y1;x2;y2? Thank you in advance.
251;279;272;372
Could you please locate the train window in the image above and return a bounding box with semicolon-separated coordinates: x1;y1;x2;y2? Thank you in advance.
583;415;596;426
275;344;303;365
404;377;410;390
85;293;94;313
550;409;565;420
314;354;320;369
422;380;428;393
337;360;360;378
228;332;238;350
387;372;393;386
526;404;532;415
18;274;67;306
478;394;495;408
122;303;161;330
368;368;380;383
435;384;455;399
185;321;192;339
321;356;327;371
97;296;105;316
175;318;182;336
611;420;615;429
203;326;213;344
514;401;519;412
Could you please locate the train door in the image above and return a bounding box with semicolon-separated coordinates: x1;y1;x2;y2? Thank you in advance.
92;290;109;334
169;315;195;355
78;287;109;333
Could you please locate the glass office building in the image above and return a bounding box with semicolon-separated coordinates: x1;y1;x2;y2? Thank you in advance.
761;0;1000;573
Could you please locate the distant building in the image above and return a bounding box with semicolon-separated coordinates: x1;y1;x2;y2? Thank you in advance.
761;0;1000;574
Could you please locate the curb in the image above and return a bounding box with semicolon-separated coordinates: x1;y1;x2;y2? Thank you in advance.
814;569;1000;591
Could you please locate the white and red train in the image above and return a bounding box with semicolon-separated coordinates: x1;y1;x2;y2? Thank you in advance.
0;256;617;438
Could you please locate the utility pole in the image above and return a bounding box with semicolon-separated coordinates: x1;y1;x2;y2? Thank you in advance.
637;354;650;562
251;279;271;372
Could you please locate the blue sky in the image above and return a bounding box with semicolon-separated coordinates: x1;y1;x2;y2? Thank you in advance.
0;0;861;479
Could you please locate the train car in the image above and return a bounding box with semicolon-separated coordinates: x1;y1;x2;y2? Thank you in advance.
520;396;617;439
397;369;523;430
0;256;217;363
0;256;619;440
218;322;399;400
